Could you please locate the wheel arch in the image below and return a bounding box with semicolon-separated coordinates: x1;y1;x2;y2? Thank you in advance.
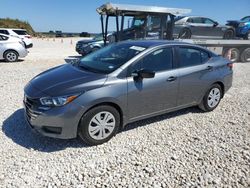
78;101;124;132
4;49;19;56
212;81;225;98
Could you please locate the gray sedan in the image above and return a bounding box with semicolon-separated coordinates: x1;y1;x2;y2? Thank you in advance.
24;40;233;145
174;16;235;39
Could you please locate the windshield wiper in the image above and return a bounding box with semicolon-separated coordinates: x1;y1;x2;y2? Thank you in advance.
78;64;105;74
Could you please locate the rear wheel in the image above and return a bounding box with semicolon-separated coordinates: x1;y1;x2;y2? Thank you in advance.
223;29;234;39
78;105;120;145
199;84;222;112
179;28;192;39
240;48;250;62
4;50;18;62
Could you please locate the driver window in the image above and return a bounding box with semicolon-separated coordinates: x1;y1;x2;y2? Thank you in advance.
128;47;173;75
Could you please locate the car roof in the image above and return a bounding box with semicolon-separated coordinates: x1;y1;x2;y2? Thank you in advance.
0;28;26;31
118;40;195;48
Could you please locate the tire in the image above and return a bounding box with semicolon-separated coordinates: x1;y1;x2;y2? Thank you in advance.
179;28;192;39
243;31;250;40
240;48;250;62
199;84;222;112
223;48;240;62
78;105;120;145
4;50;18;62
223;29;234;39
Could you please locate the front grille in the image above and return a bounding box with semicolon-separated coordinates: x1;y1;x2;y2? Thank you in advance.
24;95;42;121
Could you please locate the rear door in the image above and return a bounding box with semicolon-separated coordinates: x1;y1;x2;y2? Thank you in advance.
0;35;9;58
187;17;207;37
127;47;179;120
176;46;212;106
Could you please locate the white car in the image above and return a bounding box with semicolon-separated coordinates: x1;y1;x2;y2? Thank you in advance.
0;34;28;62
0;28;33;48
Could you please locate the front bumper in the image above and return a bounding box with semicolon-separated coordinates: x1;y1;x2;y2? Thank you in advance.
23;96;85;139
236;26;249;36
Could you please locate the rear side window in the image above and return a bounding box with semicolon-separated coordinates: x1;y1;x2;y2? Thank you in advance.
13;30;28;35
191;17;203;24
178;47;210;67
0;30;9;35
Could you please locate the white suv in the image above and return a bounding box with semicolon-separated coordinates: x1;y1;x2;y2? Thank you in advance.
0;28;33;48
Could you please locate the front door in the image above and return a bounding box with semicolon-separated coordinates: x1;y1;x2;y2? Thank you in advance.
127;47;179;121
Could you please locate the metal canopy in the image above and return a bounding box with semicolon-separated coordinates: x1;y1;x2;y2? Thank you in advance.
97;3;191;16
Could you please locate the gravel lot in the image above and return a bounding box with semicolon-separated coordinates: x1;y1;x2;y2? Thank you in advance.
0;38;249;187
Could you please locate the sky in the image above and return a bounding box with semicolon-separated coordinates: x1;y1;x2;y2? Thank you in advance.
0;0;249;33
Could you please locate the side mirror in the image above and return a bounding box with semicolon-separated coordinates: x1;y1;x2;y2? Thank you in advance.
213;22;219;27
132;69;155;79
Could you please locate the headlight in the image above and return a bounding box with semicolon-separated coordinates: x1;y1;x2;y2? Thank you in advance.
239;22;246;27
40;94;80;107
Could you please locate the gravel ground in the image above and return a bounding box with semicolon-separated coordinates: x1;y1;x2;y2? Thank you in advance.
0;38;249;187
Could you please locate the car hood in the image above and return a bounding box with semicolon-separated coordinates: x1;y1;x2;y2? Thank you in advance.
226;20;244;27
77;39;96;44
26;64;107;97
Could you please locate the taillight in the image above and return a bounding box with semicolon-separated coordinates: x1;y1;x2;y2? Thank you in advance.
25;35;32;39
227;62;233;70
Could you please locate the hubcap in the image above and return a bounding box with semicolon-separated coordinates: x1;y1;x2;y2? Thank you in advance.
6;52;17;62
207;88;221;108
88;111;116;140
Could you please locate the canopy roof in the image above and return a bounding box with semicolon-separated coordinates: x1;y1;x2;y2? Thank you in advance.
97;3;191;16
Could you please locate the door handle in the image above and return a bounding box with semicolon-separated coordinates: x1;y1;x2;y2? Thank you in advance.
206;66;213;71
167;76;177;82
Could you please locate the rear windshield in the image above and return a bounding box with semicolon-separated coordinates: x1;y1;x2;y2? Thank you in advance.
13;30;28;35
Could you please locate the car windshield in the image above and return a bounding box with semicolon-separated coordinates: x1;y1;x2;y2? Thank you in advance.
174;16;185;22
93;34;103;41
241;16;250;22
79;43;147;74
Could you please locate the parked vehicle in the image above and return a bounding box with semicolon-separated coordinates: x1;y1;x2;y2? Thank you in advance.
76;34;105;56
55;31;63;37
0;28;33;48
227;16;250;40
0;34;28;62
79;32;91;37
24;40;233;145
173;16;235;39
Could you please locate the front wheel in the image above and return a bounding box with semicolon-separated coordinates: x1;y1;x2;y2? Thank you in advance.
243;31;250;40
223;29;234;39
4;50;18;62
199;84;222;112
78;105;120;145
